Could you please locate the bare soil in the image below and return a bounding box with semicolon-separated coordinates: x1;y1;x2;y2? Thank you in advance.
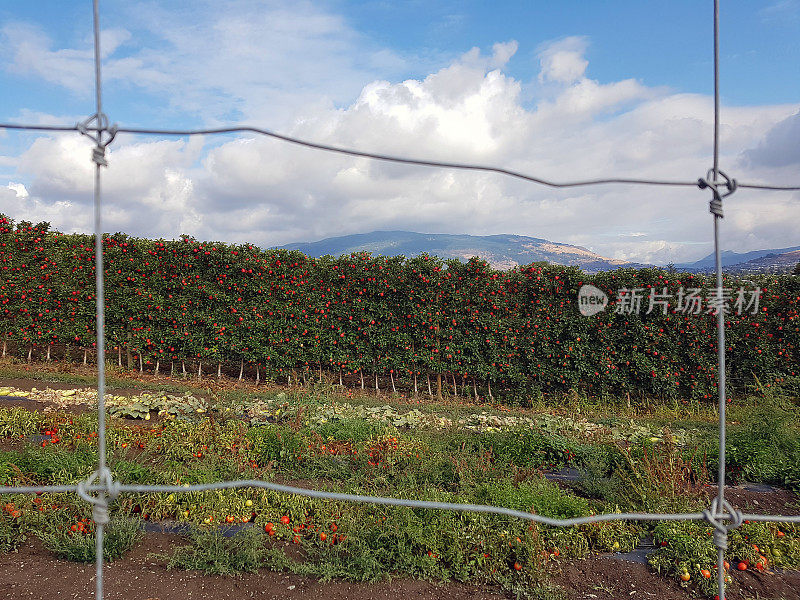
2;533;800;600
0;534;502;600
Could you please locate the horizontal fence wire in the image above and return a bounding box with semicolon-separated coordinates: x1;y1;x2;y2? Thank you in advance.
0;1;799;599
2;121;800;191
2;481;799;526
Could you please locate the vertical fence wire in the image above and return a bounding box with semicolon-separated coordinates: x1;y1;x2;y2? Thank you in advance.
712;3;727;599
91;0;109;595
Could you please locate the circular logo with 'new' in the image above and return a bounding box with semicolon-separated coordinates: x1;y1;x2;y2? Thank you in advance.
577;284;608;316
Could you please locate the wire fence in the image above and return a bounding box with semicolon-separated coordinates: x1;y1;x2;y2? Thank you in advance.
0;1;799;599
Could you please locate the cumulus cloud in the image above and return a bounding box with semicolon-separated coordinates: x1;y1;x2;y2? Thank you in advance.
742;110;800;167
537;36;589;84
2;11;799;265
6;183;28;198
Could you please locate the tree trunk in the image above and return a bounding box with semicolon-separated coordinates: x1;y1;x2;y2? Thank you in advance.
46;344;51;362
2;335;6;358
28;346;32;363
117;345;122;367
339;367;343;386
390;371;396;393
139;353;143;373
436;373;443;401
452;373;458;397
473;377;478;401
171;361;175;378
197;361;202;380
374;371;379;392
256;364;260;385
155;359;160;376
181;361;186;378
414;372;418;396
217;362;222;378
83;349;88;365
487;379;493;401
427;374;432;396
238;359;244;382
360;370;365;390
126;328;133;369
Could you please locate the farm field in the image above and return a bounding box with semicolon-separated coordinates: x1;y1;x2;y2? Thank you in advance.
1;361;799;599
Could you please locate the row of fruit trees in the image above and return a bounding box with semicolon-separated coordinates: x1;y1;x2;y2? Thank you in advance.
0;215;797;400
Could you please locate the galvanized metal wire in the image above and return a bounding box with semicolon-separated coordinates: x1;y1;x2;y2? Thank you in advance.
2;121;800;191
0;2;798;599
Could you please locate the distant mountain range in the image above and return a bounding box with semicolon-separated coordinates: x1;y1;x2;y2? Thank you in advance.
279;231;800;274
280;231;648;273
674;246;800;271
714;249;800;275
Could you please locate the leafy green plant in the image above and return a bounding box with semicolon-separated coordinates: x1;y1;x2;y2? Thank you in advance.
613;437;709;512
162;526;268;575
0;499;28;552
246;425;304;466
726;397;800;490
650;520;800;597
38;513;143;562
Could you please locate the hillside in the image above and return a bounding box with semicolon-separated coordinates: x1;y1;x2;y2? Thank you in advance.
280;230;648;273
675;245;800;272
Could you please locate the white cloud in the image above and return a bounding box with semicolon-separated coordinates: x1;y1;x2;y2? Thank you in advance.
1;23;93;93
537;36;589;84
6;182;28;198
742;110;800;167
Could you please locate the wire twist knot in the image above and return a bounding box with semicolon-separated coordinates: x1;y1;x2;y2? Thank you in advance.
77;467;120;526
702;497;743;551
698;169;737;218
76;112;117;168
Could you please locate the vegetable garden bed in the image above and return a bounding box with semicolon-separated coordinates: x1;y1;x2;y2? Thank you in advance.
1;373;799;599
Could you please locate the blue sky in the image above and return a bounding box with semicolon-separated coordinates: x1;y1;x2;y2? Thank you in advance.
1;0;798;264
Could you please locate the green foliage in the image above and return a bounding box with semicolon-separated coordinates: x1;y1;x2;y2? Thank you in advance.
725;397;800;490
246;425;304;465
650;520;800;597
1;444;97;485
0;408;43;439
0;500;28;553
0;215;797;400
163;526;268;575
310;418;388;444
37;514;143;562
487;428;579;469
0;393;797;595
475;479;590;520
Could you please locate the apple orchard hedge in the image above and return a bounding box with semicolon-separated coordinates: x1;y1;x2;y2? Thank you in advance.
0;215;797;401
